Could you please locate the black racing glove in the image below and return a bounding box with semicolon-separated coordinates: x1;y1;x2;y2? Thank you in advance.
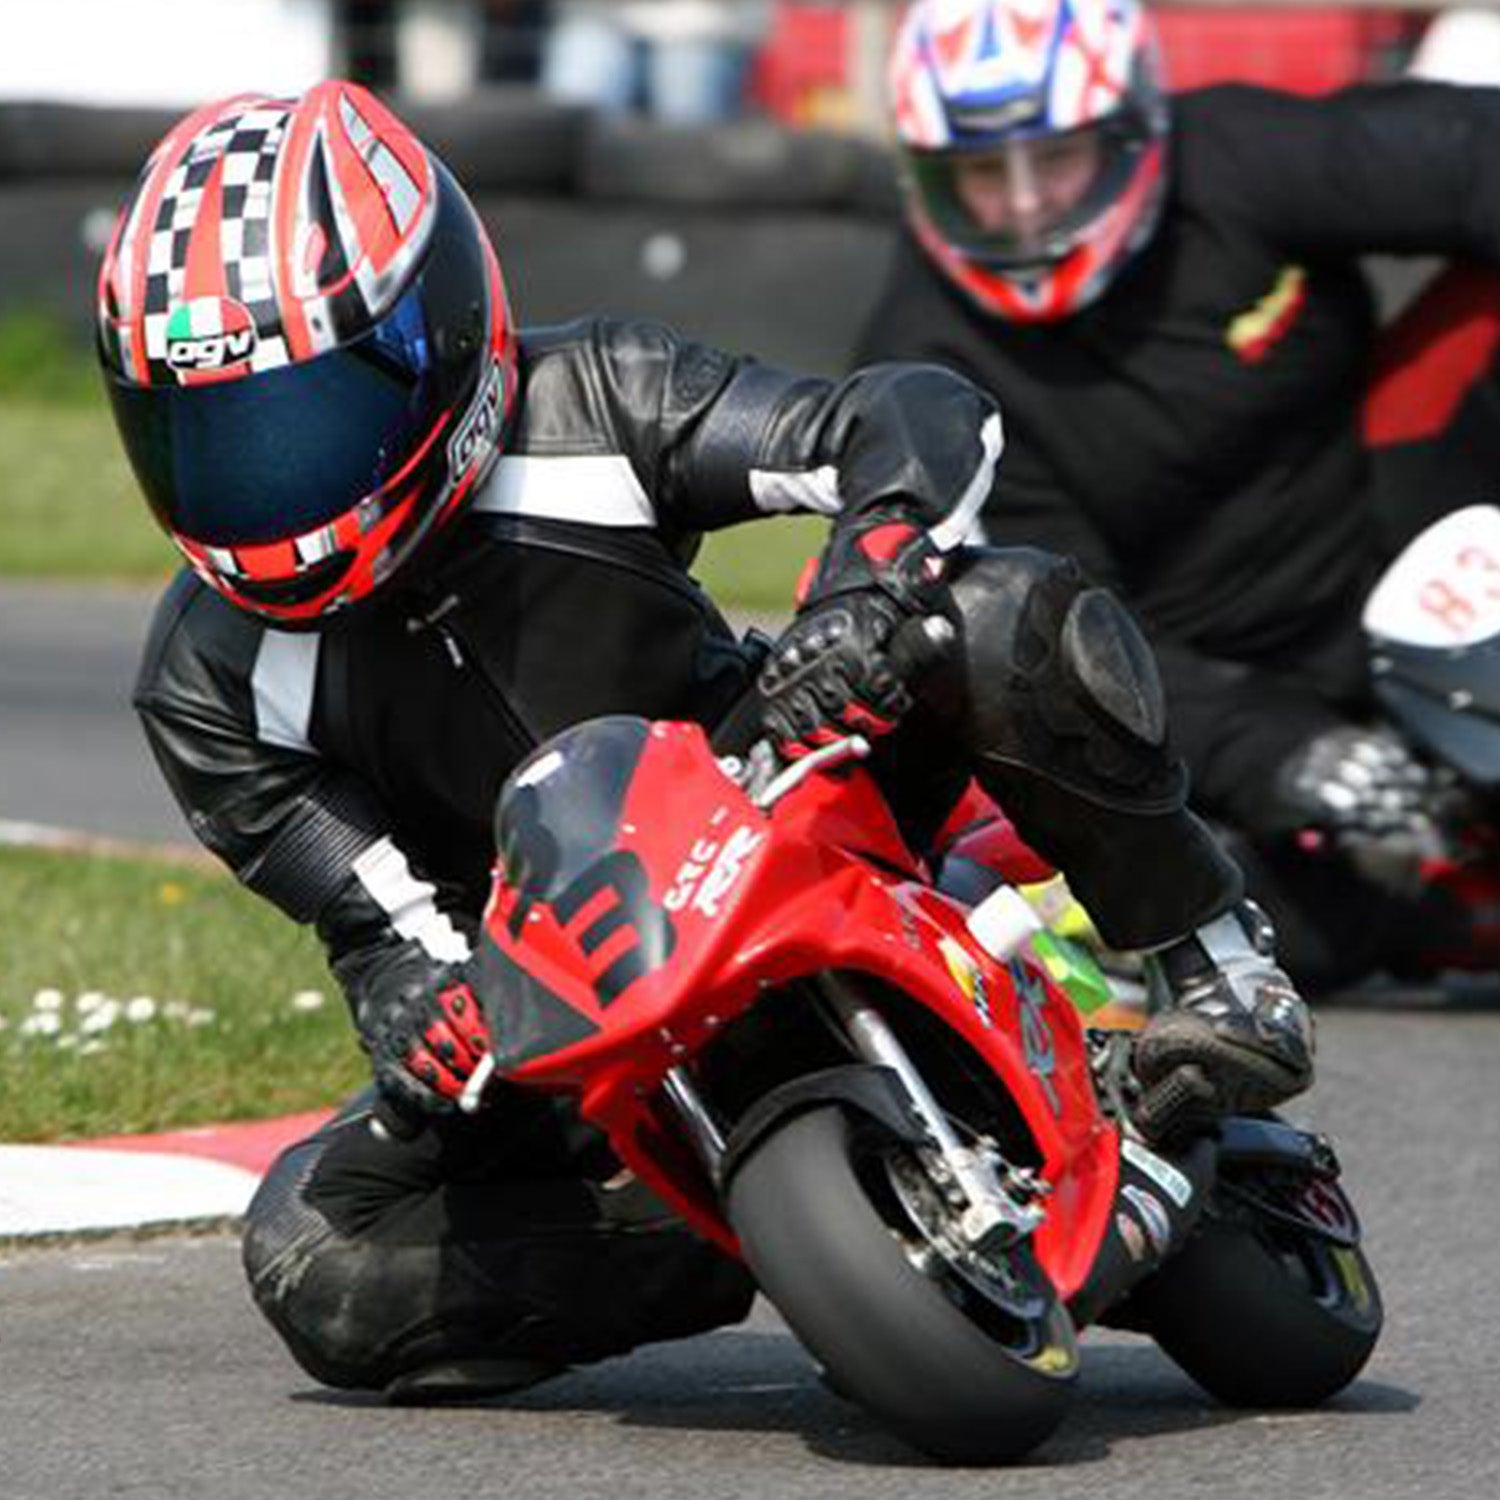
759;516;950;759
344;940;494;1122
760;591;913;755
1268;725;1446;895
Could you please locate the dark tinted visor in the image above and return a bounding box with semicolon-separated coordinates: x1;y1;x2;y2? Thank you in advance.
107;281;440;546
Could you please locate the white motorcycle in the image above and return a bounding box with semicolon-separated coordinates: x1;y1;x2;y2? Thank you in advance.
1359;502;1500;959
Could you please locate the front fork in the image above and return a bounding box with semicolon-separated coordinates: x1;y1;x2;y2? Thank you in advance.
663;972;1046;1253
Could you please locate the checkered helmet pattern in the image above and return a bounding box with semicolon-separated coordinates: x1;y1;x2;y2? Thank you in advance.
99;83;437;387
889;0;1168;322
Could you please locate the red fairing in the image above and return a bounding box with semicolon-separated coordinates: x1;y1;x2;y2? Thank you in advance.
1363;263;1500;449
480;722;1117;1292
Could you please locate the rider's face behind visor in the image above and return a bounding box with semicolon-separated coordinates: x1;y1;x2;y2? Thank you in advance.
908;118;1140;269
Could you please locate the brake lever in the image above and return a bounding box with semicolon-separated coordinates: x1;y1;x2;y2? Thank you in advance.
749;734;871;810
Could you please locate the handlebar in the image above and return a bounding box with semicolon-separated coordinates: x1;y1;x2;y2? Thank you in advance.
741;733;871;808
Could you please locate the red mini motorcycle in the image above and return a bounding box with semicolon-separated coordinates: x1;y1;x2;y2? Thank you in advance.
467;713;1382;1463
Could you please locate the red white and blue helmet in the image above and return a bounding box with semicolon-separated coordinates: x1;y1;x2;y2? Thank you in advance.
890;0;1169;321
98;82;517;625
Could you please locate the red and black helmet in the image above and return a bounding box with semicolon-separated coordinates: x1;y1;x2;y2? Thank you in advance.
98;82;517;625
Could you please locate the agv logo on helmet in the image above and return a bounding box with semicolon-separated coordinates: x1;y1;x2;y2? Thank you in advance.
165;297;260;373
448;359;507;479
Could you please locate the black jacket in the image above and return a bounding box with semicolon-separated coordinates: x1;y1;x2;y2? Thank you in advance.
857;81;1500;831
135;316;1000;1000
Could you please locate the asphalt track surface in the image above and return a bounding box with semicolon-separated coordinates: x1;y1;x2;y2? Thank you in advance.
4;1001;1499;1500
3;582;1500;1496
0;580;192;845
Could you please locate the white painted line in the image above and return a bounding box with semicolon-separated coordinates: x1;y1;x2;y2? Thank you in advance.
0;818;108;849
0;819;212;867
0;1146;262;1237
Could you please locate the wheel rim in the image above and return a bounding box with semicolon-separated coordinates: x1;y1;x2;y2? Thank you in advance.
1255;1222;1381;1326
1221;1175;1381;1330
857;1132;1077;1375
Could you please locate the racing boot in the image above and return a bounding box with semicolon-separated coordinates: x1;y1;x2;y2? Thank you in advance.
1133;900;1314;1144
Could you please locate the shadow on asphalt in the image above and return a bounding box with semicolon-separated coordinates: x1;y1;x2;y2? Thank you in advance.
287;1328;1419;1469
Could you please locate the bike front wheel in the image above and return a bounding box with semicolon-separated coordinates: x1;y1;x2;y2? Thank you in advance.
726;1104;1078;1463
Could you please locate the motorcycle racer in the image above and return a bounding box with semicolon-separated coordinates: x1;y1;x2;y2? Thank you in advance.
103;82;1308;1399
860;0;1500;989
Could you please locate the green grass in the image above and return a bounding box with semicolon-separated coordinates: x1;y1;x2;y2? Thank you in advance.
0;311;107;405
0;399;174;581
0;845;364;1142
694;513;824;614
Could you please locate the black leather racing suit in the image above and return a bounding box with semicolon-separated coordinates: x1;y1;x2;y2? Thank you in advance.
135;316;1233;1391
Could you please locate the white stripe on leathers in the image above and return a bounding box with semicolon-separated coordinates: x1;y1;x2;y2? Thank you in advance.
929;412;1005;553
251;630;321;753
472;454;656;526
352;838;473;963
747;411;1003;549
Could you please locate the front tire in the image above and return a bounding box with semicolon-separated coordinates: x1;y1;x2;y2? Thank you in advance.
726;1105;1077;1463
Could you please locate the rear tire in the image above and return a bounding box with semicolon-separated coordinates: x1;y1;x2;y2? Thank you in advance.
1130;1205;1382;1407
726;1105;1077;1463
